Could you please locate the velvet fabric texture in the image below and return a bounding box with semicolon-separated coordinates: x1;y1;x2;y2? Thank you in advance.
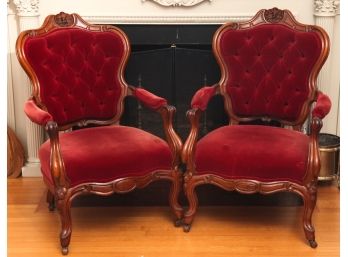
191;86;217;111
218;24;322;122
24;100;53;125
312;91;331;119
133;88;167;110
24;28;127;126
195;125;310;184
39;126;173;186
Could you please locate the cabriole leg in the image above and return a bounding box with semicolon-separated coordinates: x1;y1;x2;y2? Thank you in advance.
169;170;184;227
183;177;198;232
302;185;318;248
56;191;72;255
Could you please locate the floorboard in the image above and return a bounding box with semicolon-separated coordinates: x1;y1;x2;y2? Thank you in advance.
8;178;339;257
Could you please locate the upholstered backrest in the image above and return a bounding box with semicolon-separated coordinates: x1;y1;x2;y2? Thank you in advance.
213;8;329;125
17;13;129;127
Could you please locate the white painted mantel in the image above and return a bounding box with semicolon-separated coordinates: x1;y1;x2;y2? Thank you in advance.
7;0;340;176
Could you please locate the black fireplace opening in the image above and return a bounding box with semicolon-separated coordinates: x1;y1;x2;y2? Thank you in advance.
117;24;229;140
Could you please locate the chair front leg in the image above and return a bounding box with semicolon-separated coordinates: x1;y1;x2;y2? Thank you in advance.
302;183;318;248
183;174;199;232
56;188;72;255
170;169;184;227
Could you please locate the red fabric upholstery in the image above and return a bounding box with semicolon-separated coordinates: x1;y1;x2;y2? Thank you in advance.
24;99;53;125
191;86;216;111
39;126;172;186
133;88;167;110
218;24;322;122
312;91;331;119
195;125;309;184
24;28;127;126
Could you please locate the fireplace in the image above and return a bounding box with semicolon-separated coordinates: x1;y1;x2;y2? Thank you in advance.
118;24;228;140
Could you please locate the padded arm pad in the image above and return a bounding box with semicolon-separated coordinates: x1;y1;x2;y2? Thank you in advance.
312;91;331;119
191;86;217;111
133;88;168;110
24;99;53;126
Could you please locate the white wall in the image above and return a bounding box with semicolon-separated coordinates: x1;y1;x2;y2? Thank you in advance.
7;0;340;176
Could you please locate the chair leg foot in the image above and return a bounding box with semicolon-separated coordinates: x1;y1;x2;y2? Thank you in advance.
57;193;72;255
61;246;69;255
169;170;184;225
174;218;183;227
308;239;318;248
183;223;191;233
302;183;318;248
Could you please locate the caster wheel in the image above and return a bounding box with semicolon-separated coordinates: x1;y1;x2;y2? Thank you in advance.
62;247;69;255
309;240;318;248
183;224;191;233
174;219;182;227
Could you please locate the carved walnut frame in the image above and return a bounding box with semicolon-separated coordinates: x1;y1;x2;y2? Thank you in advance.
181;8;330;249
16;12;183;255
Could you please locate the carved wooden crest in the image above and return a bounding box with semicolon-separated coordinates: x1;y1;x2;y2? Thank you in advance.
264;7;285;23
54;12;74;27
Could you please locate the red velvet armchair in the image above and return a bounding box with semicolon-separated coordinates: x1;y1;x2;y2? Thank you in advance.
16;13;183;254
181;8;331;248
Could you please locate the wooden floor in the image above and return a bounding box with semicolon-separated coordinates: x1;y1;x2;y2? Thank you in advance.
8;178;339;257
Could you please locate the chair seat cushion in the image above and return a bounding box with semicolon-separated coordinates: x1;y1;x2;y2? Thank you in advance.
39;126;173;187
195;125;310;184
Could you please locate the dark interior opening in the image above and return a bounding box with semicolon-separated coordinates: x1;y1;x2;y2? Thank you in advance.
118;24;228;140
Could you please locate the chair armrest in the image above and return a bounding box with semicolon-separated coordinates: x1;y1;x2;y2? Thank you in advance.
24;99;53;126
191;85;218;111
312;91;331;119
127;85;181;167
132;87;167;110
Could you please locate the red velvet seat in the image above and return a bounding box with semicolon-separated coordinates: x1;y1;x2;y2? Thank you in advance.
195;125;309;184
16;13;183;255
39;126;173;187
181;8;331;248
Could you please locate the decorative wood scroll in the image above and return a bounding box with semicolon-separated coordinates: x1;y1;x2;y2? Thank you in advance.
143;0;211;7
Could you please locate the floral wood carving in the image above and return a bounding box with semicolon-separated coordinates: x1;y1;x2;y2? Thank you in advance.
314;0;340;16
143;0;211;7
13;0;39;16
264;7;285;23
54;12;74;27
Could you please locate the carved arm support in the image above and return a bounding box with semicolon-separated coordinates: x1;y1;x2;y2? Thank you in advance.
128;86;182;167
182;85;219;172
24;99;69;192
305;91;331;183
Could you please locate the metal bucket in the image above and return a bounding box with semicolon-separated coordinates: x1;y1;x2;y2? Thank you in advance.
318;133;340;181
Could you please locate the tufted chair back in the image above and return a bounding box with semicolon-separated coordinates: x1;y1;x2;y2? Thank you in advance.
213;8;329;126
17;13;129;127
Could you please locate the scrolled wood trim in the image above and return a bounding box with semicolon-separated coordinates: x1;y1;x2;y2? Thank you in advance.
69;170;177;198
